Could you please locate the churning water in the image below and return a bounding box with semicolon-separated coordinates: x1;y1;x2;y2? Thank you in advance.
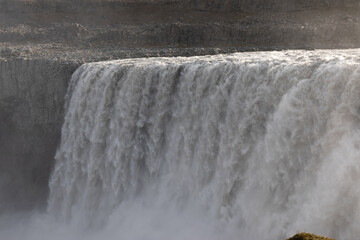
3;50;360;240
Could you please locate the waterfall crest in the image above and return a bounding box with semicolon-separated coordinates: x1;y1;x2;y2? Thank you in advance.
48;50;360;240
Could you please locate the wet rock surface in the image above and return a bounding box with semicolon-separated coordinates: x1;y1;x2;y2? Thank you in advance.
0;59;77;212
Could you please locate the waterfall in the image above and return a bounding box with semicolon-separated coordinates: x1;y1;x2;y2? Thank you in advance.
47;50;360;240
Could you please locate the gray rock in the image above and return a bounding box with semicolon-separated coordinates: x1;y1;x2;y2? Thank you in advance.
0;59;78;212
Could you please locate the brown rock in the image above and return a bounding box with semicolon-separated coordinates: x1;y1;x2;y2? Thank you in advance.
287;233;334;240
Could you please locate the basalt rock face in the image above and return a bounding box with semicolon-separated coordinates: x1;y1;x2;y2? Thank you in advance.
0;59;78;212
2;1;360;50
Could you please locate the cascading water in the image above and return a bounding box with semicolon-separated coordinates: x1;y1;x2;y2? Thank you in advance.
3;50;360;240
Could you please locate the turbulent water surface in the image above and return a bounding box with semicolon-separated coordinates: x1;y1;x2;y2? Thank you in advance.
3;50;360;240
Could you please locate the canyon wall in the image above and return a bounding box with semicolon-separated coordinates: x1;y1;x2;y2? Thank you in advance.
0;59;78;212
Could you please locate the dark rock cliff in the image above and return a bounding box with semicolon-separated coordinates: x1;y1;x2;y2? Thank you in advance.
0;59;78;212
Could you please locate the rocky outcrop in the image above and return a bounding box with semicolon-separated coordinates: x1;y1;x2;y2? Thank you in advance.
0;59;78;212
287;233;333;240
